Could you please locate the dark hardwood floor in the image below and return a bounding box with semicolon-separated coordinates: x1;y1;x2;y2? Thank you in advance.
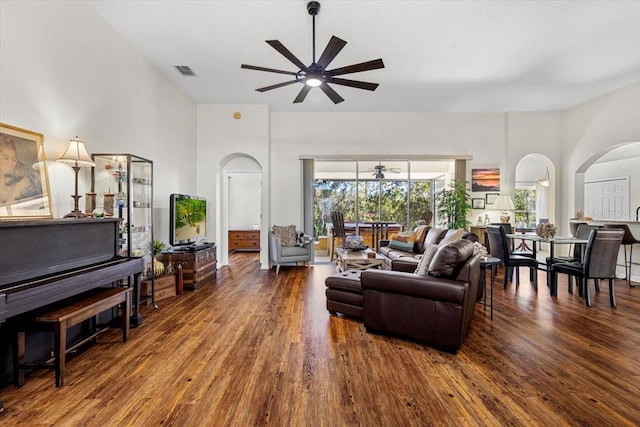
1;252;639;426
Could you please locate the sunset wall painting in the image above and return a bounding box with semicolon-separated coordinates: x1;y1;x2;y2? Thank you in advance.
471;168;500;192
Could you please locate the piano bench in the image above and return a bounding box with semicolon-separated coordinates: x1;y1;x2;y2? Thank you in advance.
15;286;132;388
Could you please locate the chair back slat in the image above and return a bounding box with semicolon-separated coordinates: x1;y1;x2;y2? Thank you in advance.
584;229;624;278
370;222;389;252
331;211;347;238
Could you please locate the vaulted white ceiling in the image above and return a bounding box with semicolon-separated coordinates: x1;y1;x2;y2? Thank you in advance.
87;0;640;113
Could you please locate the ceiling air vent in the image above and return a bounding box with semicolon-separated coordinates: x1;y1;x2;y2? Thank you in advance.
174;65;196;76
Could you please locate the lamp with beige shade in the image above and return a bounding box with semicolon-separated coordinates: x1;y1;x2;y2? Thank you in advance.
57;136;95;218
492;194;515;224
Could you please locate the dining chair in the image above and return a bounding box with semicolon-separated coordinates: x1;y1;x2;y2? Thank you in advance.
486;225;539;290
569;221;588;237
545;224;601;292
330;211;353;260
550;229;624;307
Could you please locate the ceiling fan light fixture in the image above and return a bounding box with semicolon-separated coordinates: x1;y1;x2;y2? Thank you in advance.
306;77;322;87
240;1;384;104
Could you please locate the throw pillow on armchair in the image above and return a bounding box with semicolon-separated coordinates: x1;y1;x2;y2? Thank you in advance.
273;225;297;246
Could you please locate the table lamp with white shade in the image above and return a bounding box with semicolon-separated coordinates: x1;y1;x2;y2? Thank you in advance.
57;136;95;218
492;194;515;223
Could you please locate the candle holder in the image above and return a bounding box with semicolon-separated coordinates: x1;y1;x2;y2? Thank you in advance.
85;192;96;215
104;192;114;217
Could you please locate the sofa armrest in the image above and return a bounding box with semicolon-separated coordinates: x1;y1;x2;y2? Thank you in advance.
391;258;419;273
360;270;468;305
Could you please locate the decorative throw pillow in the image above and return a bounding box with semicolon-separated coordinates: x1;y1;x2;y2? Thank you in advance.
414;244;440;275
296;232;313;246
394;231;417;243
273;225;297;247
428;239;474;278
413;225;429;243
388;238;415;251
424;227;447;245
388;231;416;251
440;228;464;245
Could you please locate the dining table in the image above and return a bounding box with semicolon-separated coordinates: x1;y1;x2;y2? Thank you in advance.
505;233;589;296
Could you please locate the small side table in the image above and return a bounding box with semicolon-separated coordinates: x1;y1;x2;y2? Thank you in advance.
480;257;501;319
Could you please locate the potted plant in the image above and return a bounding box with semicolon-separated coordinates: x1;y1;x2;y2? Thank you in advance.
152;239;166;277
435;180;471;229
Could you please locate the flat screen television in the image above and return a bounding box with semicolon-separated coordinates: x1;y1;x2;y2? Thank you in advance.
169;193;207;247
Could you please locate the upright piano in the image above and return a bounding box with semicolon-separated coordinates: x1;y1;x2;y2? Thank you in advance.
0;218;145;408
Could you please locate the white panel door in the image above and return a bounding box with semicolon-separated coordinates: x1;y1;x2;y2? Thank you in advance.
584;177;629;220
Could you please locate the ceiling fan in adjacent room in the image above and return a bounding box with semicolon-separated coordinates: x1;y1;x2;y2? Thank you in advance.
241;1;385;104
367;164;401;180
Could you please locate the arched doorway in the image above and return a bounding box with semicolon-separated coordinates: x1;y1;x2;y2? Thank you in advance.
219;153;267;268
575;141;640;221
514;154;556;226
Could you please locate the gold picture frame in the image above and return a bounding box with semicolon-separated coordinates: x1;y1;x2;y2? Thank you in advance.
0;123;53;219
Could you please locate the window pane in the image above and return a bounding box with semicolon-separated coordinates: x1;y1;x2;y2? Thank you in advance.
409;180;432;226
514;188;537;226
314;180;357;237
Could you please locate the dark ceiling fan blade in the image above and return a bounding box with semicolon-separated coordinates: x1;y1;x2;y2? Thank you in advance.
293;85;313;103
330;77;379;91
265;40;308;71
317;36;347;69
241;64;299;76
327;58;385;76
256;80;299;92
319;83;344;104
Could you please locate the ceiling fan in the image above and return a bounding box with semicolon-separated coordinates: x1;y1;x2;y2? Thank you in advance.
241;1;384;104
367;164;401;180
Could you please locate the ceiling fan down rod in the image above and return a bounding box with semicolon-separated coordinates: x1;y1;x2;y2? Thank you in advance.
308;1;320;64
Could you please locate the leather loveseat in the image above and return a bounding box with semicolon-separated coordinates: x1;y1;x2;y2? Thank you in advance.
378;226;479;272
361;239;481;352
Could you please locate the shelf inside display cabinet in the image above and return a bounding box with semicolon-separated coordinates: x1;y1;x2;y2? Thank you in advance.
91;153;154;262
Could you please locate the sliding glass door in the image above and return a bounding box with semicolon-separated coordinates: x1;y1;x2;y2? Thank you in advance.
313;159;453;239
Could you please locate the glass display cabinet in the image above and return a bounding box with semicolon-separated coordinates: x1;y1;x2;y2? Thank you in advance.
91;153;155;303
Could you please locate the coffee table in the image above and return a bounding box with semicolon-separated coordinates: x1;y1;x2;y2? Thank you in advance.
335;247;386;272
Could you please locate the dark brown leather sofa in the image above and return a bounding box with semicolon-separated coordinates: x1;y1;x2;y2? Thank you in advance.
360;239;481;353
378;227;479;272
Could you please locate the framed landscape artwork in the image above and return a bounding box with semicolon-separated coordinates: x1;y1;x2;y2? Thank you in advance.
0;123;52;219
472;168;500;192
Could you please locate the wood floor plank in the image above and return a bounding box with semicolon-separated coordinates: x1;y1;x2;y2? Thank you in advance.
1;253;639;426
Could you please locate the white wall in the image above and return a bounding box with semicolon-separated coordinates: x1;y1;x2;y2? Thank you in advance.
269;112;565;226
563;81;640;231
227;169;261;230
0;1;197;245
196;104;269;267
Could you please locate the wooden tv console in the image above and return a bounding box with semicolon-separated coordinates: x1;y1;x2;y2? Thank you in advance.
159;245;216;290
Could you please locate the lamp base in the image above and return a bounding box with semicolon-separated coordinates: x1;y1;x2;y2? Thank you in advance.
500;212;510;223
64;209;90;218
65;191;87;218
